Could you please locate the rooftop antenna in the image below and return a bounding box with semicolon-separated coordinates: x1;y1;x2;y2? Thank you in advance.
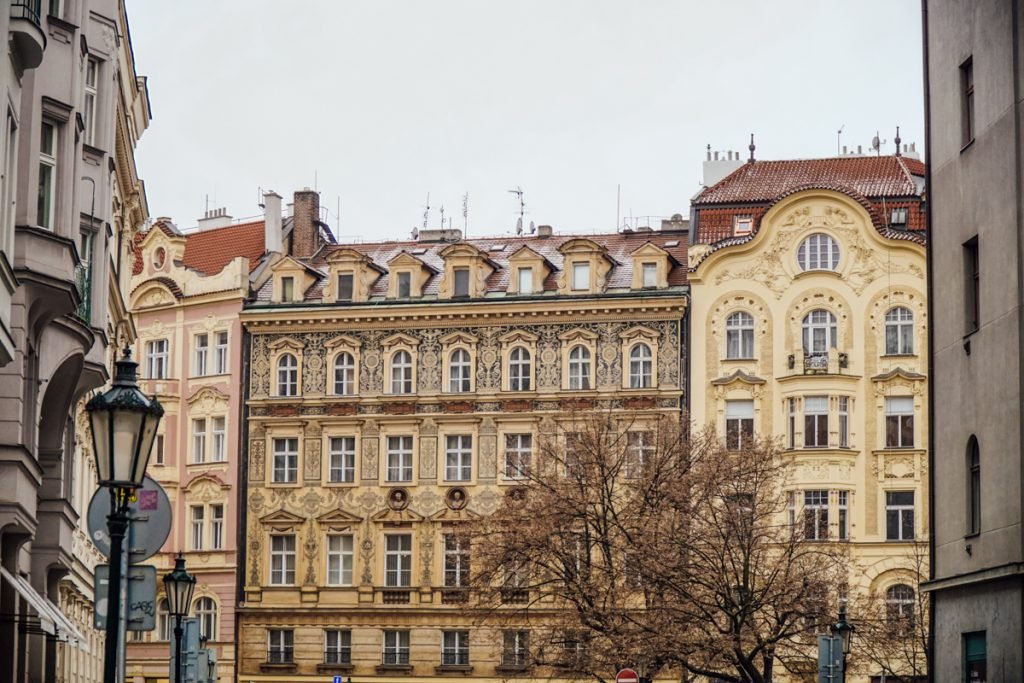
462;192;469;237
894;126;902;156
871;131;886;156
422;192;431;231
411;226;419;240
616;184;621;232
508;186;525;234
258;186;265;209
439;205;446;231
837;124;845;156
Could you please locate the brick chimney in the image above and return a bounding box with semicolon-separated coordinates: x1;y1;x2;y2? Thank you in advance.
291;188;320;258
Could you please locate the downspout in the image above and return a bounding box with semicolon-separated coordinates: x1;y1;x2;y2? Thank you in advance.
235;322;252;678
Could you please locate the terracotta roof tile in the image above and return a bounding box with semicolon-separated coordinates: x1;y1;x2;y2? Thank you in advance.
181;220;267;275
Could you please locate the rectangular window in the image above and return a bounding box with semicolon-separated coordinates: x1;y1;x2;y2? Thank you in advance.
382;629;410;665
325;629;352;665
626;431;654;478
281;276;295;302
961;57;975;146
210;504;224;550
453;267;470;297
518;267;533;294
788;398;796;449
83;58;98;146
443;534;470;588
384;534;412;587
734;215;753;235
48;0;63;18
838;396;850;448
38;121;56;230
154;434;165;465
190;505;205;550
337;273;354;301
270;535;296;585
965;236;980;333
572;262;590;291
803;396;829;448
442;630;470;666
504;433;532;479
642;262;658;288
886;491;915;541
214;331;229;374
837;491;849;541
885;397;915;448
386;435;413;482
787;491;797;528
145;339;168;379
272;437;299;483
502;630;529;667
267;629;294;663
963;631;986;682
211;416;226;462
725;399;754;450
445;434;472;481
192;418;207;464
326;534;353;586
328;436;356;483
803;490;829;541
397;272;411;298
193;333;209;376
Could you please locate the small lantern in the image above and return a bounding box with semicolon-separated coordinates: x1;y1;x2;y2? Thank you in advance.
86;348;164;489
831;605;855;655
163;554;196;618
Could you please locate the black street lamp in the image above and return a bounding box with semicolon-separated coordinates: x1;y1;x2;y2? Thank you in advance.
830;605;855;681
86;347;164;683
163;553;196;683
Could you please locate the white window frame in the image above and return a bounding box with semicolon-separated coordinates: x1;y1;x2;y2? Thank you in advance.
211;416;226;462
567;345;591;390
504;433;532;479
626;431;654;479
194;597;216;641
268;628;294;663
838;396;850;448
641;262;658;288
272;437;299;484
837;491;849;541
325;629;352;664
448;349;472;393
885;396;915;449
390;350;413;394
276;353;299;397
443;534;470;588
83;58;99;146
38;120;56;230
442;630;470;666
145;339;168;379
571;262;590;291
382;629;410;665
628;343;653;389
802;309;838;354
386;435;413;482
270;534;296;585
328;436;356;483
518;267;533;294
326;534;354;586
803;489;829;541
190;505;205;550
803;396;829;448
725;399;755;451
210;504;224;550
797;233;840;271
214;331;229;374
333;351;356;395
885;491;916;541
885;306;915;355
726;311;755;359
192;418;207;464
445;434;472;481
384;534;412;587
194;333;209;376
508;346;532;391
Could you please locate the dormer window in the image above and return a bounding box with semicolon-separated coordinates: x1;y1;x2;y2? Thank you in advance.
891;207;908;226
281;277;295;302
337;273;354;301
454;268;470;298
518;267;533;294
572;263;590;291
734;215;753;236
397;272;411;298
642;263;657;288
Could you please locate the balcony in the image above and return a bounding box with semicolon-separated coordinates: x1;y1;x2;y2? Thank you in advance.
381;589;411;604
788;349;850;376
9;0;45;69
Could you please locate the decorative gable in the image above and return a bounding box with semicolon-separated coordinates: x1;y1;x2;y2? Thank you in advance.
269;256;320;303
259;508;306;531
557;238;615;294
506;246;552;295
436;243;496;299
630;242;677;290
316;507;363;531
387;251;436;298
322;248;382;303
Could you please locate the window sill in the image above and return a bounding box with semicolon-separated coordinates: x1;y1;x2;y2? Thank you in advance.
376;664;413;674
323;481;359;487
435;665;474;675
880;353;917;359
260;663;297;673
317;663;354;674
495;664;531;674
188;372;231;380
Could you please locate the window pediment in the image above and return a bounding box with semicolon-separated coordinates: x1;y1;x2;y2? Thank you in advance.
440;331;478;346
268;336;306;352
259;508;306;531
559;238;605;255
630;242;676;290
428;507;481;522
387;251;436;298
619;325;660;342
325;334;363;350
710;369;767;386
370;506;425;524
871;367;926;383
499;329;539;345
382;332;420;349
269;256;319;303
183;473;230;495
316;507;363;530
186;386;230;410
506;246;552;295
558;328;599;343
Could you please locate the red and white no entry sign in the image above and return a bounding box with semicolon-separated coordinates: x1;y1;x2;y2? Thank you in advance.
616;668;640;683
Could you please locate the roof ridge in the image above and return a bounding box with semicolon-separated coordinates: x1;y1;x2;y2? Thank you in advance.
182;218;265;237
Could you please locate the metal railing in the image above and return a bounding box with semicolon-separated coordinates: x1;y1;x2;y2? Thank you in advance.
267;647;293;664
10;0;42;25
382;650;410;665
441;649;469;666
324;647;352;665
501;652;528;667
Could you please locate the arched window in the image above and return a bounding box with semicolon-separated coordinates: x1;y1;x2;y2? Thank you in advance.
802;310;838;354
156;598;170;641
195;597;217;641
726;312;755;359
567;345;591;390
449;349;472;393
508;347;532;391
797;233;840;271
629;343;653;389
390;350;413;394
885;307;914;355
968;435;981;535
277;353;298;396
333;352;355;395
885;584;915;629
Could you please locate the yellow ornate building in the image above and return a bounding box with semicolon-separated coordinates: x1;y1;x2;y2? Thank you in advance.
237;214;688;681
687;154;928;681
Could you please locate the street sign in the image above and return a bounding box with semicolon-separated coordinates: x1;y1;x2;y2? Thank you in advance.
616;668;640;683
817;635;844;683
94;564;157;631
170;617;200;683
87;476;172;562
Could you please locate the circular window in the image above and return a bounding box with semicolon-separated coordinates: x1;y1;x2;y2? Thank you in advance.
153;247;166;269
797;234;840;271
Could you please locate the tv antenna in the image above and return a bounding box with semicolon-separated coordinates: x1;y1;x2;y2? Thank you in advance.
422;192;431;231
508;186;525;235
439;205;446;230
837;124;845;155
871;131;886;156
462;192;469;236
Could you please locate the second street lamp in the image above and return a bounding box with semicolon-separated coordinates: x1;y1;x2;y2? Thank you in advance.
164;554;196;683
830;605;855;682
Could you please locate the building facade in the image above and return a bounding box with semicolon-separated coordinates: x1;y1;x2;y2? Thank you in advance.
687;154;929;681
236;212;688;681
0;2;151;682
924;0;1024;679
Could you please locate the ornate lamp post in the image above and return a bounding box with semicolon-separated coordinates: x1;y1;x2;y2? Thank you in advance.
86;348;164;683
830;605;855;682
163;554;196;683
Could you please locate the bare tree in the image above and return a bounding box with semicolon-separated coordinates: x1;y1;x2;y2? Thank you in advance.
469;411;847;683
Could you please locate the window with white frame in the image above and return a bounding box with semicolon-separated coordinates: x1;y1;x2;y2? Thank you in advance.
797;233;840;271
211;416;226;462
628;343;653;388
725;400;754;450
567;345;591;390
803;490;829;540
504;433;532;479
787;491;797;528
83;58;99;146
443;534;470;588
838;396;850;448
276;353;298;396
192;419;207;463
641;262;658;288
336;273;354;301
571;262;590;290
837;491;849;541
802;310;838;354
211;504;224;550
726;311;755;359
885;307;914;354
194;333;209;376
518;267;533;294
386;436;413;482
325;629;352;664
442;630;470;666
268;628;294;663
502;630;529;667
214;331;229;374
382;629;410;665
272;437;299;483
190;505;205;550
37;121;56;230
448;349;472;393
384;534;412;587
803;396;829;448
445;434;472;481
787;398;796;449
195;597;217;641
280;276;295;302
270;534;296;584
390;350;413;394
885;491;915;541
508;347;532;391
885;396;915;448
886;584;916;628
333;352;356;395
626;431;654;478
157;599;170;641
326;534;353;586
145;339;168;379
328;436;356;483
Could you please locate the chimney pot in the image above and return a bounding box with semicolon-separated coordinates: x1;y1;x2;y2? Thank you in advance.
263;191;283;254
291;189;321;258
536;225;553;238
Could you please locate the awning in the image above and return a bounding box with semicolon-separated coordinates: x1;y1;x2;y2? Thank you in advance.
0;565;55;635
45;597;91;652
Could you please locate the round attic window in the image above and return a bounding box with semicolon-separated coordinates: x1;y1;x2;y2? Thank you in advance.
153;247;166;270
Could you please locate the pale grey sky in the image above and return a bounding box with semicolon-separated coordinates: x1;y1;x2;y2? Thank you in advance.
128;0;924;241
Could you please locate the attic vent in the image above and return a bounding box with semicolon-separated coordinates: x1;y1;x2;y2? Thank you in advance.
411;248;428;255
890;207;908;226
664;240;680;247
489;244;506;252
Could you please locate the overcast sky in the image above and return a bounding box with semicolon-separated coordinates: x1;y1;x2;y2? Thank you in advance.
127;1;924;241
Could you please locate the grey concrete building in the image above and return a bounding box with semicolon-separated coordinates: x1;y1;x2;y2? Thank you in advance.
924;0;1024;680
0;1;151;682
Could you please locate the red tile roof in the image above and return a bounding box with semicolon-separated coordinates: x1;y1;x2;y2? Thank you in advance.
181;220;267;275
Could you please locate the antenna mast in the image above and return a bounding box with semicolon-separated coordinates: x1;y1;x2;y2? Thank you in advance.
422;193;431;231
837;124;845;155
508;186;525;235
462;192;469;237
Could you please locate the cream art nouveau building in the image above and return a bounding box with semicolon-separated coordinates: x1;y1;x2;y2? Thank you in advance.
688;154;928;681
